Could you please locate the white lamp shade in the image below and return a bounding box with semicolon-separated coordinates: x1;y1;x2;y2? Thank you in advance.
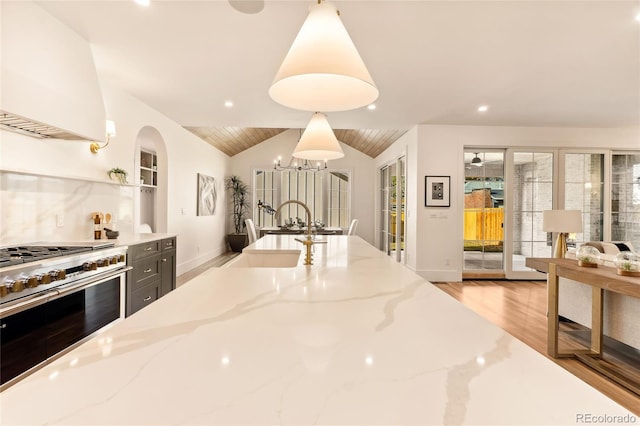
293;113;344;161
269;2;378;112
542;210;583;233
105;120;116;137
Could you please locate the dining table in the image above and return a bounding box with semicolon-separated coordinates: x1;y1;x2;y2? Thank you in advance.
258;226;344;238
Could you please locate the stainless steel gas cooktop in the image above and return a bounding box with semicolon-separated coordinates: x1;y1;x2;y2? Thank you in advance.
0;242;115;267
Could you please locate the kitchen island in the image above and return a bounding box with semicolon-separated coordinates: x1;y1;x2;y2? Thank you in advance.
0;235;635;425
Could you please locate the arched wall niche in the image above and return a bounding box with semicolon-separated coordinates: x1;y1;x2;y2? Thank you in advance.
134;126;168;233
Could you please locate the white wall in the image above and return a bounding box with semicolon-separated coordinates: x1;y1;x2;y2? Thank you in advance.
379;124;640;282
230;129;377;244
94;86;232;275
0;86;230;277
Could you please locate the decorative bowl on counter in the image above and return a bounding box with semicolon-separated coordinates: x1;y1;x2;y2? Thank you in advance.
104;228;120;239
613;251;640;277
576;245;600;268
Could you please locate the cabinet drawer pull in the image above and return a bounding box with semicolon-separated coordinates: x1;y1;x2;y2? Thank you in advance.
145;247;153;251
162;258;167;262
143;296;152;302
144;268;152;273
0;323;6;329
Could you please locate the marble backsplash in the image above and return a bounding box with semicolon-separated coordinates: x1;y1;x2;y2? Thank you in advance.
0;171;134;245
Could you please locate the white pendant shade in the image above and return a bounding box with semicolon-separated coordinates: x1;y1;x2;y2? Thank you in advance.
293;112;344;161
269;2;378;112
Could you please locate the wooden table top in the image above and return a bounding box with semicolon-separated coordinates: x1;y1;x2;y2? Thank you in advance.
525;257;640;298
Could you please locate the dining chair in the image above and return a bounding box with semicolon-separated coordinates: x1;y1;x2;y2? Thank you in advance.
347;219;359;236
139;223;153;234
245;218;258;244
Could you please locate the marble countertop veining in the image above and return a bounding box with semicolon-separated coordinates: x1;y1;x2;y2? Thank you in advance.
0;235;634;425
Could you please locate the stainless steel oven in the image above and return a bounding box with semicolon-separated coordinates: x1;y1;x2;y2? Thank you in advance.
0;243;130;390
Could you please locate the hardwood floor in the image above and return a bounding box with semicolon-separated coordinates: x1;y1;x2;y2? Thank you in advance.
434;280;640;415
176;252;239;287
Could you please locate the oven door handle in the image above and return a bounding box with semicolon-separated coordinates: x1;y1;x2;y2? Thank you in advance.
0;292;53;319
50;267;132;300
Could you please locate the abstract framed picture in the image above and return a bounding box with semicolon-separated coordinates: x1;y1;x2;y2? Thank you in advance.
425;176;450;207
197;173;217;216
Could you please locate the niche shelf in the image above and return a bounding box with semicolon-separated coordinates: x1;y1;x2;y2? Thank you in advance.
140;150;157;187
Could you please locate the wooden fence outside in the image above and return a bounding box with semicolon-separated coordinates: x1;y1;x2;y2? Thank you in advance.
464;208;504;243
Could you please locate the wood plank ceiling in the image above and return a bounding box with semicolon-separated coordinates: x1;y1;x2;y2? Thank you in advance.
185;127;408;158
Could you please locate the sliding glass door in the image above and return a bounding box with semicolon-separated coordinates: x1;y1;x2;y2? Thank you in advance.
508;151;555;277
463;151;505;275
505;149;606;279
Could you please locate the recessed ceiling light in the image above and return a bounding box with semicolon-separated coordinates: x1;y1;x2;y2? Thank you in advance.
367;104;377;111
477;105;489;113
224;100;234;108
134;0;150;6
635;12;640;22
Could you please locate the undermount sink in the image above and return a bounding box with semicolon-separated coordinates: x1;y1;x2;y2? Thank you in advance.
224;251;301;268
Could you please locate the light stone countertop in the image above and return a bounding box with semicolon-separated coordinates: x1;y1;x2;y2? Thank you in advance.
112;232;177;246
0;235;635;425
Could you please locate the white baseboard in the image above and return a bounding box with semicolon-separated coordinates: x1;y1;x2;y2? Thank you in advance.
415;269;462;282
176;245;227;276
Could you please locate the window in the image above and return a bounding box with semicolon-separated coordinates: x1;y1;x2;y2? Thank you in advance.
280;170;322;226
254;170;277;227
327;172;350;228
612;153;640;247
253;169;351;228
563;153;604;244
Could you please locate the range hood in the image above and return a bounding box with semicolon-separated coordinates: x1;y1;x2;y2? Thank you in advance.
0;110;87;140
1;2;106;142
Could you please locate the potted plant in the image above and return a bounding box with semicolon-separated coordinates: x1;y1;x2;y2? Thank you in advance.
108;167;128;184
225;175;250;252
575;245;600;268
613;252;640;276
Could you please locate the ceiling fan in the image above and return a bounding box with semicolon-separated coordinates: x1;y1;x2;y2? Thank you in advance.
471;153;483;167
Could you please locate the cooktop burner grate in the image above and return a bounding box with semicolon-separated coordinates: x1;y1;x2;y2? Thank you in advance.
0;246;95;266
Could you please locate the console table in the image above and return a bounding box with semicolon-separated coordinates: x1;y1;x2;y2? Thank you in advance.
525;257;640;395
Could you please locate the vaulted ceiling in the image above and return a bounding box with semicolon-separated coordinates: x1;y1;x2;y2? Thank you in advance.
185;127;408;158
36;0;640;157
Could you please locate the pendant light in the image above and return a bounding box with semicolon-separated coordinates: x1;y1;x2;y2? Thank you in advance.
293;112;344;161
269;1;378;112
471;153;483;167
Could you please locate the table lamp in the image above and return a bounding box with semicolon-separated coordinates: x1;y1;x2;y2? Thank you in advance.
542;210;583;258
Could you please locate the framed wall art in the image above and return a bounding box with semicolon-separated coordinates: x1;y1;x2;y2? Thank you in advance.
425;176;450;207
197;173;217;216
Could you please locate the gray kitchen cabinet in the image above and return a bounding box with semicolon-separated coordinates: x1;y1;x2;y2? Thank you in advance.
126;236;177;316
160;237;176;297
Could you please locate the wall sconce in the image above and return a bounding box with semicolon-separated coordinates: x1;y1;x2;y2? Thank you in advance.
90;120;116;154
